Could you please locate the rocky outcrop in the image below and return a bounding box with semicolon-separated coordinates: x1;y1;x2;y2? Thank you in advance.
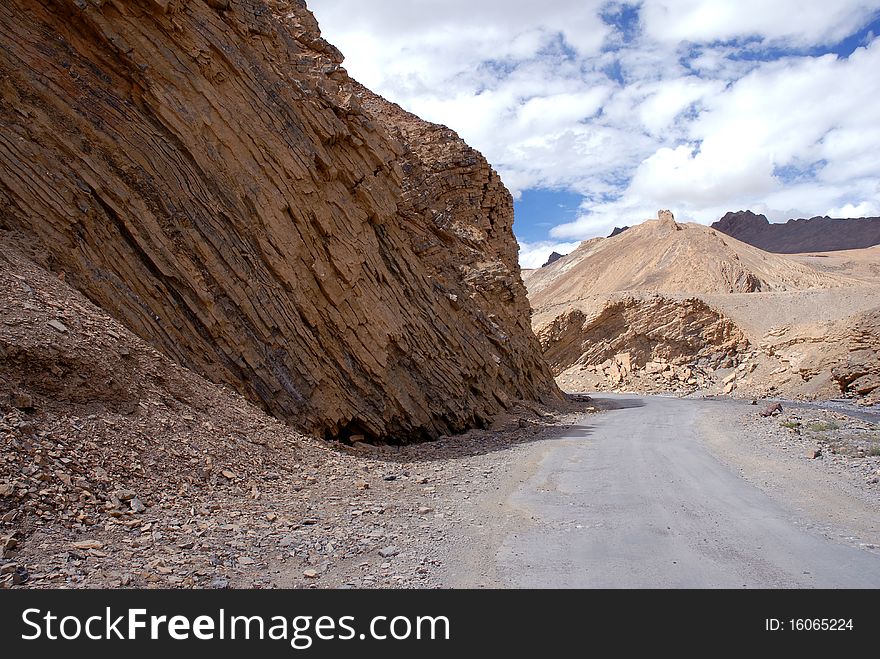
0;0;560;442
713;211;880;253
537;295;750;392
758;307;880;405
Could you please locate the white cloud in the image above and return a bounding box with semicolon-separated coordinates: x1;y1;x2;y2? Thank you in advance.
825;201;880;218
641;0;880;46
517;240;583;270
308;0;880;259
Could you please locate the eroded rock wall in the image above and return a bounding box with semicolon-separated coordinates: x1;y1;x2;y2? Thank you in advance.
538;296;749;374
0;0;560;441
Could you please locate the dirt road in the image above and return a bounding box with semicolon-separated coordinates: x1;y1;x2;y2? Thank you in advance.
446;394;880;588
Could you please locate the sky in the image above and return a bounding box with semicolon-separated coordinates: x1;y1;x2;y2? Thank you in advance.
309;1;880;268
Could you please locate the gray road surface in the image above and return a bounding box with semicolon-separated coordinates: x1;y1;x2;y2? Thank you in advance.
464;394;880;588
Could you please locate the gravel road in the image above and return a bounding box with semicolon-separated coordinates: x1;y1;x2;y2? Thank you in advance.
446;394;880;588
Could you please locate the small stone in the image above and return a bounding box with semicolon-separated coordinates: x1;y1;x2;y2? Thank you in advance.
303;569;319;579
355;480;370;490
12;393;33;410
130;497;146;513
114;489;137;502
383;475;397;482
210;577;229;589
47;319;68;333
266;513;277;522
349;434;365;443
221;469;236;480
418;507;434;515
72;540;103;550
12;566;28;585
0;484;14;497
238;556;255;566
809;448;822;460
760;403;783;418
378;546;400;558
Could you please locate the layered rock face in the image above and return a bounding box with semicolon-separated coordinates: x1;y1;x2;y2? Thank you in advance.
537;295;750;393
539;296;748;374
0;0;559;442
713;211;880;253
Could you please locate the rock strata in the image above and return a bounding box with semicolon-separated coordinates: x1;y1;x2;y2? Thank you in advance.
0;0;559;442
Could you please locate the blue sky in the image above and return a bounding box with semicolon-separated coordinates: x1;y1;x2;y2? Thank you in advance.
310;1;880;267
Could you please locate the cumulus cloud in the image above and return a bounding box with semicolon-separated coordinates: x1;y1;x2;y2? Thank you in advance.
640;0;879;45
517;240;583;270
309;0;880;256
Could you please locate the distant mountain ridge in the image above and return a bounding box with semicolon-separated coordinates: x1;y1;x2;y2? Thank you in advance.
541;251;565;268
712;211;880;253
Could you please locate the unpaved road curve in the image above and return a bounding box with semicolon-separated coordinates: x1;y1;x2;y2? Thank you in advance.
447;394;880;588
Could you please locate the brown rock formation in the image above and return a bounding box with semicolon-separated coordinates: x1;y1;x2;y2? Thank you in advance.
539;296;748;374
537;295;749;391
0;0;559;442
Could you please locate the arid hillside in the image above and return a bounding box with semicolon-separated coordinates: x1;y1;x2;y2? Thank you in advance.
0;0;560;443
525;212;880;405
526;210;848;311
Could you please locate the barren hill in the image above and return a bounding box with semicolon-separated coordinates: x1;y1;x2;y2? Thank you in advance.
525;210;848;310
713;210;880;253
526;211;880;405
0;0;559;443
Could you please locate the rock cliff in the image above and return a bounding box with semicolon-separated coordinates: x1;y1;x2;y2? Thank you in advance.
0;0;560;442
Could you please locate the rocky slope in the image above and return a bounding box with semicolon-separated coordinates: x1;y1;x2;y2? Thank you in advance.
1;237;582;589
713;210;880;253
0;0;559;443
525;212;880;404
